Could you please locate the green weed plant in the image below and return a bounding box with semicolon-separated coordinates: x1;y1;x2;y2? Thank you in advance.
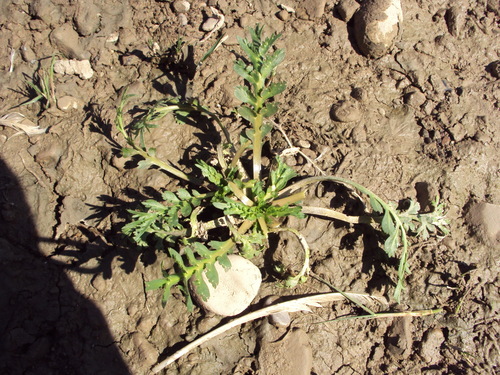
115;26;449;310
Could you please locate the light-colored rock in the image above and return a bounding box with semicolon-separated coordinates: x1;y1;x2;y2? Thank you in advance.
172;0;190;13
354;0;403;58
57;96;79;111
191;255;261;316
202;17;219;32
50;23;90;60
54;59;94;80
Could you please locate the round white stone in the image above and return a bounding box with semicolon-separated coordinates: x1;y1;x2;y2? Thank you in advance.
191;254;262;316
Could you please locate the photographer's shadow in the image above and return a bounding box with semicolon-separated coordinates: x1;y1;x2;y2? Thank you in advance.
0;157;131;374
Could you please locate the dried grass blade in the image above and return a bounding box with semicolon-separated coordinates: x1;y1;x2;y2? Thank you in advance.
0;112;47;135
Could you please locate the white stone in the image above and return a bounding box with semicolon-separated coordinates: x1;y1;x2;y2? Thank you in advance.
54;59;94;79
191;254;262;316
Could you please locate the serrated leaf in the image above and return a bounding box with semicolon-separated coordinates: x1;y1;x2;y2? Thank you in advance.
204;262;219;288
381;211;395;236
238;106;257;123
261;49;285;79
370;196;384;214
162;286;172;305
262;82;286;100
146;278;167;291
168;248;187;271
162;191;180;203
121;148;136;157
196;160;222;185
180;201;192;217
384;231;399;257
192;242;211;257
261;123;273;138
184;246;197;265
261;103;278;118
234;86;257;105
234;60;254;83
143;199;167;211
217;253;232;270
212;201;229;210
177;188;192;200
237;37;259;66
137;159;152;169
193;271;210;301
259;33;281;56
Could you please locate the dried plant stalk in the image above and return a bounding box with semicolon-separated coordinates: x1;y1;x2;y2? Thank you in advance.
151;292;387;373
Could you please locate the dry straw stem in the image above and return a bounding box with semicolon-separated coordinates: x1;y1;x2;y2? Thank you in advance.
151;292;387;373
0;112;47;136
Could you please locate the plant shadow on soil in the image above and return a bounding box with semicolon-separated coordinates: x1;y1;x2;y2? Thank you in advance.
0;158;133;374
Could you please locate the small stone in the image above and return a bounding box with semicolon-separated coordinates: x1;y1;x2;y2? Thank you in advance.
74;2;101;36
420;328;444;364
172;0;190;13
354;0;403;58
276;9;290;22
54;59;94;80
331;100;362;122
202;17;219;32
445;6;465;37
263;296;291;327
178;13;188;26
404;90;426;107
351;87;368;102
50;23;90;60
57;96;79;111
20;45;37;63
190;255;262;316
487;60;500;78
336;0;360;22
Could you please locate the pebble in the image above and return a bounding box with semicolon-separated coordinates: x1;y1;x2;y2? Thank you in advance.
50;23;90;60
190;254;262;316
487;60;500;78
20;45;36;63
445;6;465;37
276;9;290;22
172;0;190;13
74;2;101;36
54;59;94;80
263;296;291;327
330;100;362;122
336;0;360;22
57;96;79;111
202;17;219;32
404;90;426;107
354;0;403;58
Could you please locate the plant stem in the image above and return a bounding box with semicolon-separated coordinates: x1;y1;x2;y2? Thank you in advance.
301;206;374;224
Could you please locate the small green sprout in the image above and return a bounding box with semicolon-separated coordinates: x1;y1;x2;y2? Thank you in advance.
21;55;57;110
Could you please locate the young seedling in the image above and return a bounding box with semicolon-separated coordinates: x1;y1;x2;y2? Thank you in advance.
21;55;57;110
114;25;449;310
